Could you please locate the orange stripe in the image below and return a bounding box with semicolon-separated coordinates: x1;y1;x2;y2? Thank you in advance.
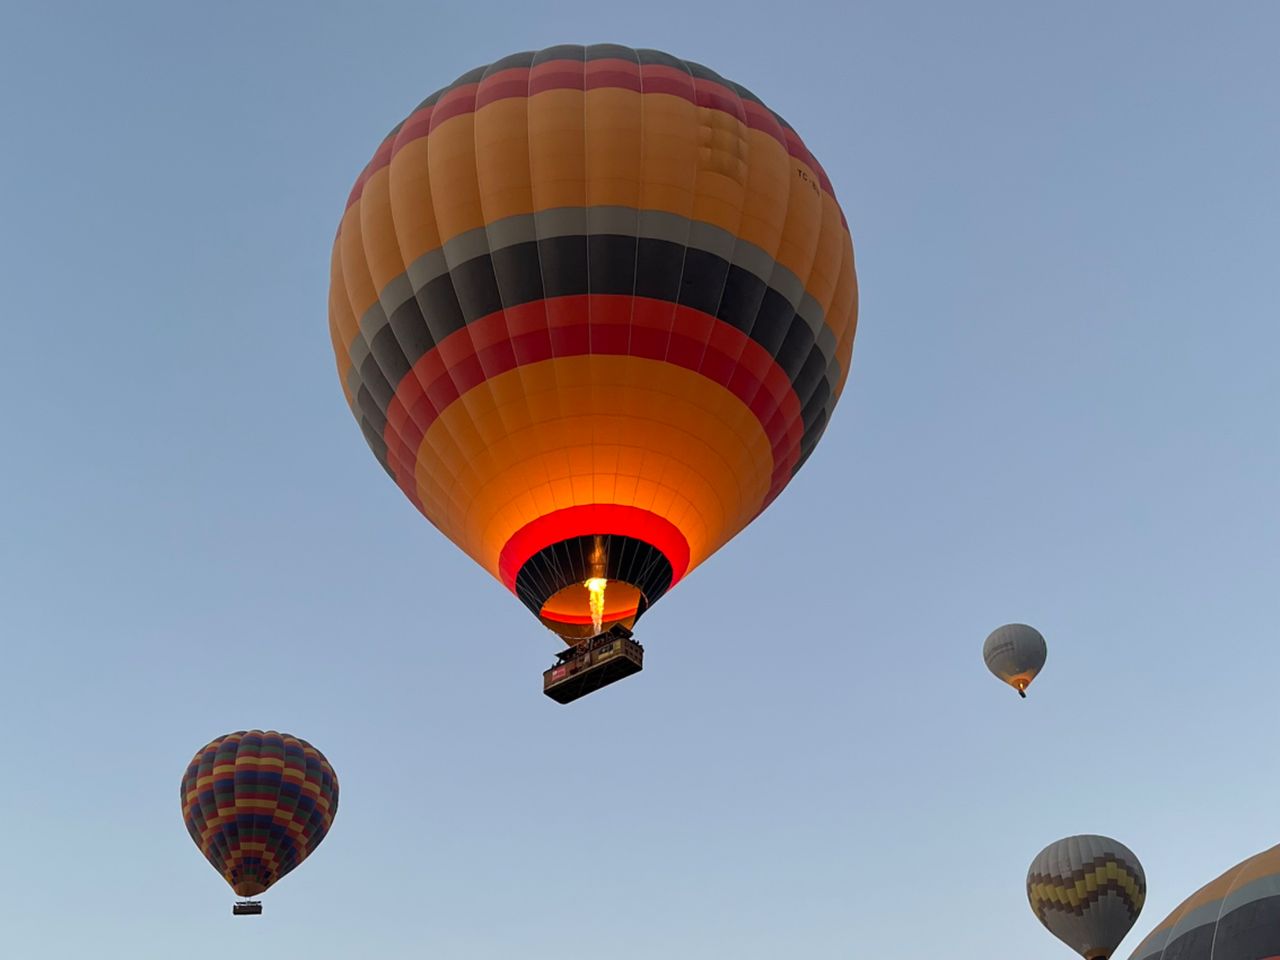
415;354;773;585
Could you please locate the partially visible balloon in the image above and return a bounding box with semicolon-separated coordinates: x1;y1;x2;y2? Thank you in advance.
983;623;1047;697
1028;835;1146;960
181;730;339;901
1128;843;1280;960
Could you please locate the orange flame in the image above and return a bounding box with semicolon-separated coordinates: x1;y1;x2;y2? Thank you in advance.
584;577;608;636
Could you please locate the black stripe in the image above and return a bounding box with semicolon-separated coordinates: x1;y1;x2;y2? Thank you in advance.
684;60;732;86
533;44;587;64
354;363;391;429
1212;894;1280;960
586;43;639;63
1151;923;1213;960
451;64;489;87
487;51;537;73
358;233;835;450
635;48;689;70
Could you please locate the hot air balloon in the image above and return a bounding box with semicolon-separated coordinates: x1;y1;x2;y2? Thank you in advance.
1129;843;1280;960
180;730;339;915
983;623;1047;697
328;44;858;702
1028;834;1146;960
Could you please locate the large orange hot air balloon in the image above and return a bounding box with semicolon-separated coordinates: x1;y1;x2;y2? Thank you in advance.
328;44;858;694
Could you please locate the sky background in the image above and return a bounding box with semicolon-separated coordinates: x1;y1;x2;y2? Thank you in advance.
2;1;1278;957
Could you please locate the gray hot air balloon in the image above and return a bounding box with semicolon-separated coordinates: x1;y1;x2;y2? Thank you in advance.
1028;834;1146;960
983;623;1047;697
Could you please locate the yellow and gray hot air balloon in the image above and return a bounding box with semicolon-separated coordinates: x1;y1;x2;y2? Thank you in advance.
983;623;1047;697
1128;842;1280;960
1028;834;1146;960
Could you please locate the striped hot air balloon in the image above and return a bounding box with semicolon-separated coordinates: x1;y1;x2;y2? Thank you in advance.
1028;834;1146;960
328;44;857;647
181;731;339;912
1128;844;1280;960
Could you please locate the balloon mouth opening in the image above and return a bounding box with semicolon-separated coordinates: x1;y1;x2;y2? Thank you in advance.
515;532;673;639
539;579;645;641
1008;675;1034;697
233;880;267;897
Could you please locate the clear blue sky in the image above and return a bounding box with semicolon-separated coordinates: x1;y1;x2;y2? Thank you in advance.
2;2;1277;957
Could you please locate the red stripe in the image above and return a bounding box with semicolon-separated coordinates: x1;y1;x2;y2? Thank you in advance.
542;607;641;626
347;59;836;212
498;505;691;592
345;136;394;210
529;57;584;95
585;57;642;93
429;82;479;132
473;67;530;109
394;104;434;150
782;126;834;195
636;76;694;100
378;295;804;522
741;99;784;139
693;77;745;120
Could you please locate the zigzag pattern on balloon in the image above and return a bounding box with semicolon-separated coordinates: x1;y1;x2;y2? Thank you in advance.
1029;859;1146;921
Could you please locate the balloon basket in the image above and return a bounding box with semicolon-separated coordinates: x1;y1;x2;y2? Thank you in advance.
543;625;644;704
233;901;263;916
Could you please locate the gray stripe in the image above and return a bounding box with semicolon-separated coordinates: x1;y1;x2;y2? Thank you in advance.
728;240;778;288
795;292;826;342
1220;870;1280;916
482;212;538;250
765;263;805;312
344;362;365;404
534;206;588;238
815;315;838;358
393;206;835;339
1129;925;1171;960
585;206;641;236
820;354;845;423
635;208;694;245
357;298;389;345
1128;898;1221;960
441;221;494;266
377;272;415;320
349;315;375;371
406;247;449;292
1168;898;1227;936
686;219;736;263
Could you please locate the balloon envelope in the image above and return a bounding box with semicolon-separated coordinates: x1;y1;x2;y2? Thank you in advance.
984;623;1047;696
180;730;339;898
1028;834;1146;960
328;44;858;639
1128;844;1280;960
